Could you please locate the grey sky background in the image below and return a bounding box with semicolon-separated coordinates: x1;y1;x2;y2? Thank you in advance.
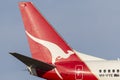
1;0;120;80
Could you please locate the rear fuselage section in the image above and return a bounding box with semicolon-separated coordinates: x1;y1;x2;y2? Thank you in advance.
35;60;120;80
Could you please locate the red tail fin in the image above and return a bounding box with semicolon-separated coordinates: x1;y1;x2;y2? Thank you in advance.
19;2;77;64
19;2;98;80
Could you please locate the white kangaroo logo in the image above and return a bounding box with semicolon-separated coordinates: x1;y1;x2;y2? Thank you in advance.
26;31;74;79
26;31;74;64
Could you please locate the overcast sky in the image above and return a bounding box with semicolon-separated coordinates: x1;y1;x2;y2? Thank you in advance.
1;0;120;80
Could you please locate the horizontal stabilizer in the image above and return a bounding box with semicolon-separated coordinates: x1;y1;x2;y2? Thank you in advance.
9;52;55;71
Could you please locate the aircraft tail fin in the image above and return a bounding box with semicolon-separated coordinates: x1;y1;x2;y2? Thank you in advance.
11;2;99;79
19;2;79;64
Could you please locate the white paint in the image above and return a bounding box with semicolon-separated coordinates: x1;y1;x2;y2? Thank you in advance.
74;50;105;61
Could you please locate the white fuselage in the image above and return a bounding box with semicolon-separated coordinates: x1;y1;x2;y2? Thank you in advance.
85;60;120;80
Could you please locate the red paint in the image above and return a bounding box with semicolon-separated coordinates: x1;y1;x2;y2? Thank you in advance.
19;2;98;80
